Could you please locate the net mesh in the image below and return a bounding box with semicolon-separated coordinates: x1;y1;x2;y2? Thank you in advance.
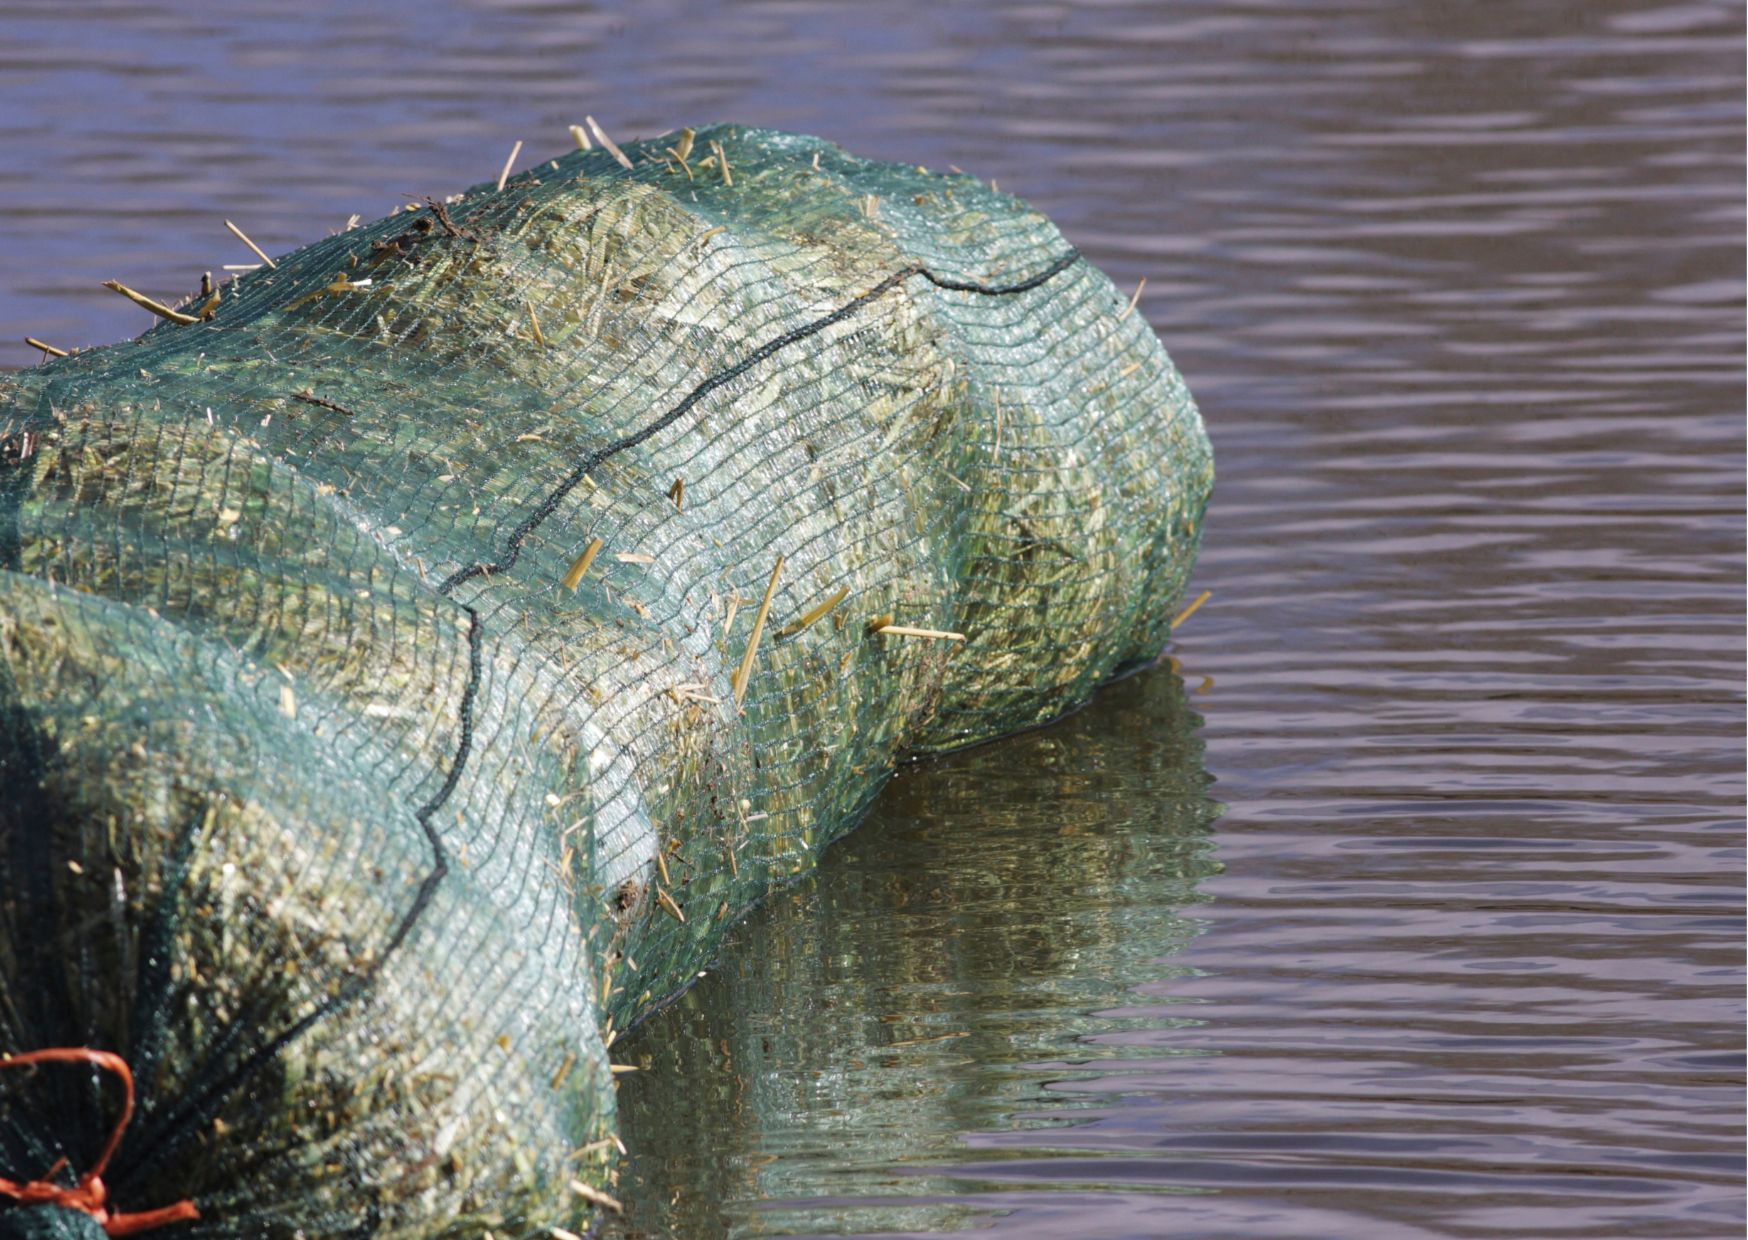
0;125;1211;1239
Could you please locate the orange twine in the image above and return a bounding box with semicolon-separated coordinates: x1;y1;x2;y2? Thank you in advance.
0;1049;199;1236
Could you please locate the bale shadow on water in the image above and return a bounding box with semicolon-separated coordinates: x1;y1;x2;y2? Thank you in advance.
609;663;1221;1239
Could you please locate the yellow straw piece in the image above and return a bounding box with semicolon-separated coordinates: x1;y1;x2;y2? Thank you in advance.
25;337;67;358
668;477;684;509
697;225;725;243
673;127;695;163
1118;277;1146;321
586;116;634;170
101;282;198;325
733;556;783;704
875;624;967;642
568;1181;623;1213
569;124;592;150
549;1051;576;1089
778;585;848;639
224;220;277;268
526;303;546;347
497;140;523;191
560;537;603;591
710;140;733;186
655;886;685;923
1170;589;1211;630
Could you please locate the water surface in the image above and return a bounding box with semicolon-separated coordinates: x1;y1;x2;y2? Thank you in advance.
1;1;1741;1236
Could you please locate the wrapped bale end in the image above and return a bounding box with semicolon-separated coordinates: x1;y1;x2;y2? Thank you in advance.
0;124;1210;1238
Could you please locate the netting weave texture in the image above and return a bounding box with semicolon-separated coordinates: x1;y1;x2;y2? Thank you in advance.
0;126;1211;1239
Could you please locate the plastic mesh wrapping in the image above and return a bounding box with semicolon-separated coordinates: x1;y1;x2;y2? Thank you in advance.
0;126;1211;1239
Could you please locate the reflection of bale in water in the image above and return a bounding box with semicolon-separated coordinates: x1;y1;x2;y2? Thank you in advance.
0;125;1209;1240
613;668;1219;1238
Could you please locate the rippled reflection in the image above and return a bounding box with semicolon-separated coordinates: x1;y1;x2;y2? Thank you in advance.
611;668;1220;1238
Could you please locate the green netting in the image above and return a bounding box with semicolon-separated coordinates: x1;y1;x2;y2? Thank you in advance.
0;125;1211;1239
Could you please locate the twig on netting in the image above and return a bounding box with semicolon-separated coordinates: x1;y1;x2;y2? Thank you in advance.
291;389;358;417
25;337;67;359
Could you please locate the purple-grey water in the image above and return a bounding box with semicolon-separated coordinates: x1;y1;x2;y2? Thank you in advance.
1;1;1741;1237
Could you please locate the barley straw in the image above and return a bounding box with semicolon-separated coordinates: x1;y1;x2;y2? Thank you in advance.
586;117;634;170
569;124;592;151
560;538;604;591
733;556;783;704
568;1181;623;1213
1170;589;1211;630
1119;277;1146;321
0;125;1214;1237
496;141;524;191
224;220;277;268
876;625;967;641
549;1051;576;1089
25;337;67;358
778;585;848;639
101;282;198;325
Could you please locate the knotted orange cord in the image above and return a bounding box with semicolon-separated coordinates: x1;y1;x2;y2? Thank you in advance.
0;1049;199;1235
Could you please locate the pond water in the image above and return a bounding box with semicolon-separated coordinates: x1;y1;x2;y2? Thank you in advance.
1;0;1741;1237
